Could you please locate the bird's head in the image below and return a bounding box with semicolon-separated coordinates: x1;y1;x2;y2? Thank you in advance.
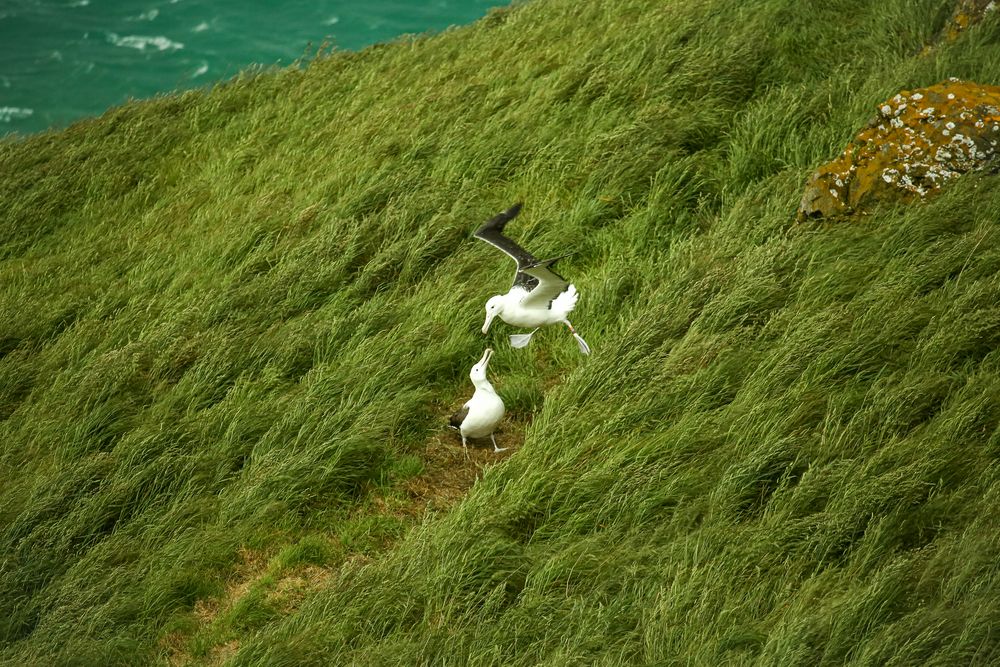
482;296;504;334
470;347;494;384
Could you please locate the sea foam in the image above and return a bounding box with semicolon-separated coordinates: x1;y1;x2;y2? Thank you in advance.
128;9;160;22
0;107;34;122
107;32;184;51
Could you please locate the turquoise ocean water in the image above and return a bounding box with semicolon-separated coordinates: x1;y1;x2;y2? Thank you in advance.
0;0;506;136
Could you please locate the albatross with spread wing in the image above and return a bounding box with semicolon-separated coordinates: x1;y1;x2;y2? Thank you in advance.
474;203;590;355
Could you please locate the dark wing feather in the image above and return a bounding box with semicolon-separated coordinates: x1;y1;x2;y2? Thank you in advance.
473;202;538;270
449;405;470;429
520;257;571;309
512;272;539;292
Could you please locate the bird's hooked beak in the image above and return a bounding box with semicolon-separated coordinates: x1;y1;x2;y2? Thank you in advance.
482;310;497;334
479;347;493;368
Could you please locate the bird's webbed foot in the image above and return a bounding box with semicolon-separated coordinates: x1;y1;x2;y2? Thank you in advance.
509;328;538;349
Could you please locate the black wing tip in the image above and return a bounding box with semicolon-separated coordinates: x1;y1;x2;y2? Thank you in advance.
475;202;524;237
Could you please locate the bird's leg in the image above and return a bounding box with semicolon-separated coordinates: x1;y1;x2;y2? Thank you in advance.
564;321;591;355
491;433;508;453
462;434;469;459
509;328;538;349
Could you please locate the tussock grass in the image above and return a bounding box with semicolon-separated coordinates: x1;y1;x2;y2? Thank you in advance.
3;0;1000;663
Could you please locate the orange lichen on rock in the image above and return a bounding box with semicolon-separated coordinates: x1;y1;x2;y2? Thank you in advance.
798;79;1000;221
942;0;997;42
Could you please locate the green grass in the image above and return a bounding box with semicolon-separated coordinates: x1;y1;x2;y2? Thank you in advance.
3;0;1000;664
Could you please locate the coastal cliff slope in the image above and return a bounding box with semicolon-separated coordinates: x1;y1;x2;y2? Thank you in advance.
2;0;1000;664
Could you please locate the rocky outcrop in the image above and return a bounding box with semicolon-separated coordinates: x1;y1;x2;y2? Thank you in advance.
798;79;1000;221
939;0;997;43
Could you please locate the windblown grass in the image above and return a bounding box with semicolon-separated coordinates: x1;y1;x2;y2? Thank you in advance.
3;0;1000;664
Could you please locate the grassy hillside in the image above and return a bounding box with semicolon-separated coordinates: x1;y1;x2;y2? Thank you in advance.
3;0;1000;664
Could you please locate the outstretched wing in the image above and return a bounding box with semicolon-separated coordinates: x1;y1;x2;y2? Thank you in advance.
473;203;535;269
474;203;541;290
520;257;571;309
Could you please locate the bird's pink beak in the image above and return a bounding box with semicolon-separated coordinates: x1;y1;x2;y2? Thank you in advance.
482;311;497;334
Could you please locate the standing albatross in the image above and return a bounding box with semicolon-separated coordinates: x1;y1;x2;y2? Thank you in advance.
475;203;591;355
449;348;506;453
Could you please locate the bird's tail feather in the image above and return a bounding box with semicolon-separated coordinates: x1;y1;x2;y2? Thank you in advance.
552;283;579;313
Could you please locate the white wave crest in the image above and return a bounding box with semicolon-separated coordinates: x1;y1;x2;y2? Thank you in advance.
0;107;34;123
107;32;183;51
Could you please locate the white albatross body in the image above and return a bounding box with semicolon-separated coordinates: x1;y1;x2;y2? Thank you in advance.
449;348;506;452
475;203;591;354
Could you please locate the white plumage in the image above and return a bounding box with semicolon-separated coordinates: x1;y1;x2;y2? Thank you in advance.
449;348;506;453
